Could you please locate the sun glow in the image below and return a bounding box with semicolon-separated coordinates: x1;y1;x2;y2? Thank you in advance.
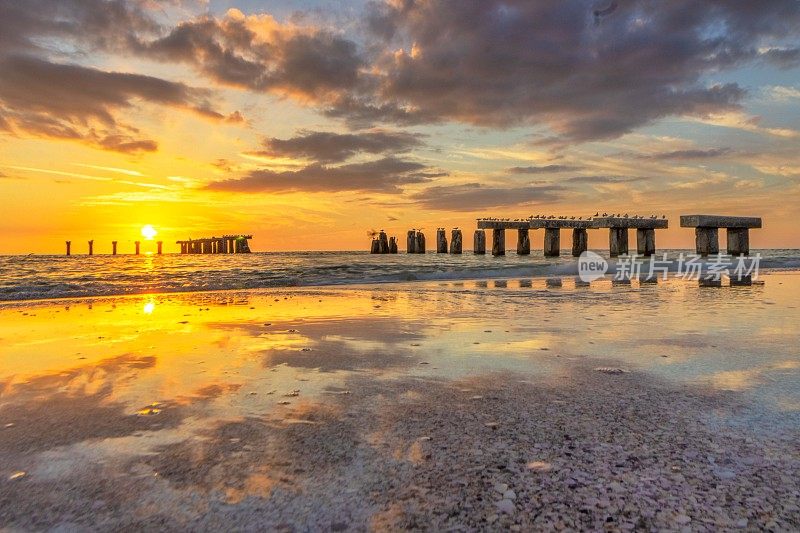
141;224;157;240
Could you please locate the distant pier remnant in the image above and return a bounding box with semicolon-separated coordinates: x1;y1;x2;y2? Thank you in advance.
88;240;94;256
407;230;417;254
370;231;393;254
450;229;463;254
157;241;163;255
680;215;762;256
477;218;595;257
436;228;448;253
135;241;141;255
544;228;560;257
517;228;530;255
592;217;668;257
474;230;486;254
572;229;588;257
415;231;426;253
389;236;398;253
112;241;118;255
65;241;71;256
176;235;252;254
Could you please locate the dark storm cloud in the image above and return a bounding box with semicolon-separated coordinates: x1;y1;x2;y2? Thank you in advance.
251;130;424;164
636;148;733;161
410;183;564;211
338;0;800;140
760;48;800;69
507;165;582;174
135;15;364;99
206;157;432;193
0;55;223;153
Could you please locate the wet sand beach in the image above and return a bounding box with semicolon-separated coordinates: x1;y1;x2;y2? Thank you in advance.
1;274;799;530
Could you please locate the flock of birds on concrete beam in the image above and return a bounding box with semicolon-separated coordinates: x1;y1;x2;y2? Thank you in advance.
478;213;667;222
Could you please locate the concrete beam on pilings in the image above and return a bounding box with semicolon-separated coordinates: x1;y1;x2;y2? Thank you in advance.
572;228;588;257
636;228;656;256
450;229;462;254
436;228;447;253
474;230;486;254
681;214;761;256
544;228;560;257
492;228;505;256
516;228;530;255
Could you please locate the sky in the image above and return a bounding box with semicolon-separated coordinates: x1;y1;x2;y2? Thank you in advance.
1;0;799;254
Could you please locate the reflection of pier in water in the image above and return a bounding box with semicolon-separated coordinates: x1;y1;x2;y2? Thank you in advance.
176;235;252;254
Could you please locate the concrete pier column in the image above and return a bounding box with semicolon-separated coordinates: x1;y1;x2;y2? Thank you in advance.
474;230;486;254
112;241;118;255
695;227;719;256
517;228;530;255
636;228;656;256
389;236;398;253
436;228;448;253
378;231;389;254
571;229;588;257
544;228;560;257
727;228;750;256
65;241;71;256
415;231;426;253
88;240;94;256
135;241;140;255
407;230;417;253
450;229;463;254
492;229;505;256
157;241;163;255
609;228;629;257
370;239;380;254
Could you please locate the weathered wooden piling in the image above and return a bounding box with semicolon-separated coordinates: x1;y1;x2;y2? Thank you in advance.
407;230;417;254
112;241;118;255
389;236;398;253
157;241;163;255
609;228;628;256
492;229;505;256
450;229;463;254
474;230;486;254
135;241;140;255
680;215;761;257
572;229;588;257
517;228;530;255
544;228;560;257
65;241;71;256
636;229;656;256
415;231;426;253
88;240;94;256
436;228;448;253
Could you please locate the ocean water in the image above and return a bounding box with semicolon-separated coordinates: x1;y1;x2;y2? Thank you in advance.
0;249;799;301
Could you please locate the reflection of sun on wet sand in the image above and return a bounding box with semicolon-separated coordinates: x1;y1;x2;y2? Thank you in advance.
0;275;799;530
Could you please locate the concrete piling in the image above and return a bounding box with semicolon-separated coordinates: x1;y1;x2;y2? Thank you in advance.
112;241;118;255
492;229;505;256
727;228;750;256
636;228;656;256
389;236;398;254
157;241;163;255
609;228;628;257
544;228;560;257
474;230;486;254
65;241;71;256
517;228;530;255
378;231;389;253
571;229;587;257
135;241;140;255
436;228;448;253
694;227;719;256
407;230;417;254
88;240;94;256
370;239;380;254
450;229;463;254
415;231;426;253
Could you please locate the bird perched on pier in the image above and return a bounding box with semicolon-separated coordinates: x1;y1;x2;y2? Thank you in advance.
594;212;599;217
602;212;608;217
570;216;576;220
662;215;666;219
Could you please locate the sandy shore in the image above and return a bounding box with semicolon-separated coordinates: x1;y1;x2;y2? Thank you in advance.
1;275;798;530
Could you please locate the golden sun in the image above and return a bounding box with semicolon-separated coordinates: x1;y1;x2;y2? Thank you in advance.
141;224;157;240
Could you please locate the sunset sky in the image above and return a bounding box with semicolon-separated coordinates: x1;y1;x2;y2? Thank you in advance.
1;0;799;253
